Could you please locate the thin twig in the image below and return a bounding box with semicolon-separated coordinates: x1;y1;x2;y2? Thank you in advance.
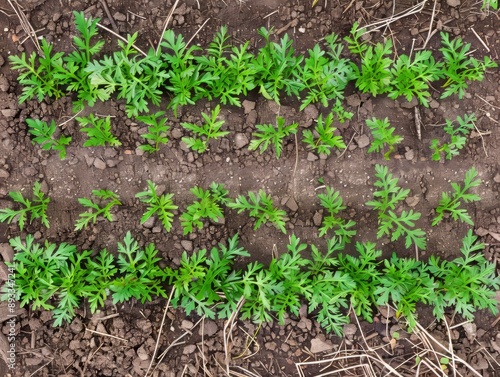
8;0;41;54
156;0;180;55
99;0;119;34
96;22;147;57
185;18;211;48
470;27;490;52
144;287;175;377
472;120;488;157
420;0;438;50
85;328;128;342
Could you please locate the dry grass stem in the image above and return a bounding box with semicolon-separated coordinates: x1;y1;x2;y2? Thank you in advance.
362;1;428;35
157;0;180;55
186;18;211;48
8;0;42;54
96;22;147;57
85;327;127;342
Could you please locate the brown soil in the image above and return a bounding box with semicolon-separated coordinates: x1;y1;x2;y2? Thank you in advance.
1;0;500;376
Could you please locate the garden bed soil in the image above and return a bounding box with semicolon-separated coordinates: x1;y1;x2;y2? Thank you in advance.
1;0;500;375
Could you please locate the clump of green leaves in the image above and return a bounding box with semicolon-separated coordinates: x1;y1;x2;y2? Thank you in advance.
345;23;393;96
388;50;444;107
181;105;228;153
299;33;353;110
0;181;50;230
76;114;121;147
180;182;229;235
136;111;169;153
439;32;497;99
432;167;481;226
228;190;287;233
317;186;356;242
109;232;167;304
366;117;403;160
482;0;498;10
160;30;214;116
165;234;249;319
251;27;304;104
136;180;178;231
75;189;121;231
9;39;65;103
430;114;475;161
55;11;105;111
302;113;346;156
249;116;298;159
375;253;435;329
366;165;426;250
82;250;117;314
26;118;71;159
195;26;256;106
429;230;500;321
87;34;168;118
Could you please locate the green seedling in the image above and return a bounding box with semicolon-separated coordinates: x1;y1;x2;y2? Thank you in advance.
388;50;444;107
251;27;304;104
228;190;287;233
87;33;169;118
54;11;105;111
26;118;71;159
268;235;311;324
82;250;117;314
136;180;178;231
302;113;346;156
76;114;121;147
249;116;298;159
366;165;426;250
338;241;381;322
75;189;121;231
432;167;481;226
195;26;256;106
439;32;497;99
136;111;169;153
160;30;214;116
429;230;500;321
180;182;229;235
345;23;393;96
165;234;249;319
299;33;353;110
482;0;498;9
181;105;229;153
375;253;435;330
366;117;403;160
109;232;167;304
9;39;64;103
0;181;50;230
430;114;475;161
316;186;356;242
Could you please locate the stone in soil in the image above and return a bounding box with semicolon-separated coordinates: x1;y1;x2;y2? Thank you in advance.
310;337;334;353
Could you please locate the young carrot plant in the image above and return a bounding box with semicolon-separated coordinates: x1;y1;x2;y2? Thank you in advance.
195;26;256;106
82;250;117;314
428;230;500;321
366;117;403;160
316;186;356;242
302;113;346;156
430;114;475;161
439;32;497;99
180;182;229;235
26;118;71;159
432;167;481;226
75;189;121;231
136;111;170;153
251;27;304;104
181;105;228;153
0;181;50;230
136;180;178;231
110;232;167;304
388;50;444;107
249;116;298;159
228;190;287;233
299;33;353;110
76;114;121;147
366;165;426;250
